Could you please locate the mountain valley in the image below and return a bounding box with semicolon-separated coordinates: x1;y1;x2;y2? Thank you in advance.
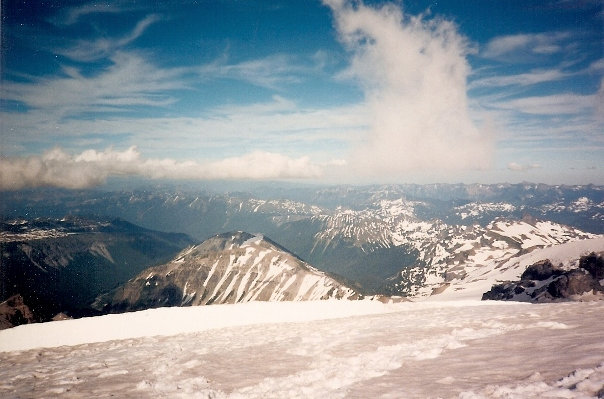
0;217;193;325
1;183;603;327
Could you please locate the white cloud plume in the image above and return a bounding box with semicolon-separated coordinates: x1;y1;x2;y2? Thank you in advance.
0;147;323;190
324;0;492;179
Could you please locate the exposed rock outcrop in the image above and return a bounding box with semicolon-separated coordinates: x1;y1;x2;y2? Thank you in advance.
0;295;35;330
1;217;193;322
579;252;604;280
520;259;564;281
482;253;604;302
544;269;600;298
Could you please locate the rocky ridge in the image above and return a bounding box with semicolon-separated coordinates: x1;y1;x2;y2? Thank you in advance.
0;217;193;323
0;295;35;330
482;253;604;302
95;232;361;313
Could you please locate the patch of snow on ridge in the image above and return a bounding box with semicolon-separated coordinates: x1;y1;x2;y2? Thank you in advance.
572;196;592;212
242;233;264;247
427;236;604;301
402;219;601;299
498;236;604;272
455;202;516;219
377;198;418;218
0;229;71;242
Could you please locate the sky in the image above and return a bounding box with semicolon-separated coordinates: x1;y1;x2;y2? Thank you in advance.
1;0;603;189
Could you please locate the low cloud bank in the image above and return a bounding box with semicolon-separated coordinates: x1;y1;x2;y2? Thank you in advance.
325;0;492;178
0;147;322;190
507;162;541;172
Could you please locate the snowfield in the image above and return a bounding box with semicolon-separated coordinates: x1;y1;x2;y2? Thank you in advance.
1;300;603;398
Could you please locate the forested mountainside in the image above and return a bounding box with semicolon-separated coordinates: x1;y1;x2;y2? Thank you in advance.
0;217;192;325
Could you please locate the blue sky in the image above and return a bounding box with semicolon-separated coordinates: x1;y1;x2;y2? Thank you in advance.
1;0;602;189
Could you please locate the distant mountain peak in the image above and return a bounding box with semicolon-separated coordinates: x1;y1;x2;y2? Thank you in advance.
95;231;361;313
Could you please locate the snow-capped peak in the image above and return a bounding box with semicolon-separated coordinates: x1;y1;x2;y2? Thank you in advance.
94;232;360;312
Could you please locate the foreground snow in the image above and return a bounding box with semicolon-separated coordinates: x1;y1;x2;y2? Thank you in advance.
0;300;394;352
1;300;603;398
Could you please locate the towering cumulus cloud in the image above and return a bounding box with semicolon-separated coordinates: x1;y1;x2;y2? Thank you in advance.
325;0;492;178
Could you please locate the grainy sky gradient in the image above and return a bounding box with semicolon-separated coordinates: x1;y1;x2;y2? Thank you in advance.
1;0;602;188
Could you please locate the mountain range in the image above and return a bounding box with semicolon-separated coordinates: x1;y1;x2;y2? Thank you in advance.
1;183;603;328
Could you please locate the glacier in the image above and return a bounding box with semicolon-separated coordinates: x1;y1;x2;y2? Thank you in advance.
1;299;603;398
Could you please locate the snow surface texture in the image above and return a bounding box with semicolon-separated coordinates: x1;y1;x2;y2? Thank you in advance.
1;300;603;398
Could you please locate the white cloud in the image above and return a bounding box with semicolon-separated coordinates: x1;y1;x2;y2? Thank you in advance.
483;34;533;58
324;0;492;179
0;147;324;190
0;94;368;162
482;32;571;60
494;93;598;115
2;52;185;118
507;162;541;172
588;58;604;73
58;14;161;62
469;68;567;89
55;3;134;26
597;77;604;118
199;54;321;90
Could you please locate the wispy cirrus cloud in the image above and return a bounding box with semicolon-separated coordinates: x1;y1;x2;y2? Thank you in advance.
198;52;328;90
588;58;604;73
57;14;161;62
1;88;367;157
54;2;136;26
2;52;185;118
471;24;603;173
1;13;364;167
492;92;599;116
481;31;572;60
469;68;568;89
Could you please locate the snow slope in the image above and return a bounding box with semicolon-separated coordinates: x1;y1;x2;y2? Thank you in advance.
1;300;603;398
426;236;604;300
399;221;601;298
0;300;391;352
